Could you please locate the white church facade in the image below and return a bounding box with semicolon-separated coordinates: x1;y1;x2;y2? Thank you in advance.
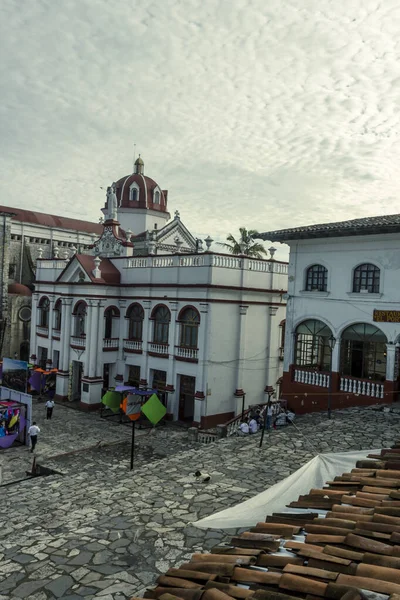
261;214;400;414
31;158;287;427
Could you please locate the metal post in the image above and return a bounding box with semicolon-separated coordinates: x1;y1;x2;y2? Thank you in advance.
130;420;135;470
241;393;246;421
328;374;332;420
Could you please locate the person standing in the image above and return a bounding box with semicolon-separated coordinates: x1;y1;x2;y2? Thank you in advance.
266;401;274;430
45;399;55;420
28;422;40;453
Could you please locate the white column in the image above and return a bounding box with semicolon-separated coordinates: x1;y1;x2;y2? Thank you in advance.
168;301;179;418
142;300;152;385
331;339;341;373
88;300;99;377
30;293;39;360
386;343;396;382
194;303;209;424
60;298;73;372
95;300;106;378
235;305;248;397
48;295;56;364
265;306;278;387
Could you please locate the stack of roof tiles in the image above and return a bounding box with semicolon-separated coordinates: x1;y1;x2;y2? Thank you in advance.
132;445;400;600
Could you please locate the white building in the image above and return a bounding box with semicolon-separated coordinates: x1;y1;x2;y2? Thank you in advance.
261;214;400;414
31;158;287;427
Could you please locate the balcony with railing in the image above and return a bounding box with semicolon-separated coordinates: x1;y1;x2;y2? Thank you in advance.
123;339;143;353
52;329;61;340
148;342;169;357
70;336;86;349
175;346;199;362
103;338;119;351
36;325;49;338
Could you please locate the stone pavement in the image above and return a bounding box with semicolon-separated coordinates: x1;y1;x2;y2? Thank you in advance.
1;403;399;599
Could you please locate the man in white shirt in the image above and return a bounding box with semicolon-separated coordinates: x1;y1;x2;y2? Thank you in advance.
28;422;40;453
45;399;55;420
249;418;258;434
238;419;249;436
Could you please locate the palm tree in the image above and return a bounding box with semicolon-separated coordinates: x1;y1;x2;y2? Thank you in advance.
217;228;267;258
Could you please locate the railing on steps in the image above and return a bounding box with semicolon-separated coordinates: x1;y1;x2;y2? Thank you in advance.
197;431;219;444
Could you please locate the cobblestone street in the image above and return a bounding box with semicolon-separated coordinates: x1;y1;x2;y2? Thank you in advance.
0;402;399;600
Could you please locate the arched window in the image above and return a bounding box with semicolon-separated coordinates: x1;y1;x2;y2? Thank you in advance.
179;307;200;348
154;190;160;204
127;303;144;340
294;319;333;371
353;263;380;293
54;299;62;331
104;306;120;339
73;301;87;337
38;297;50;328
306;265;328;292
340;323;387;381
152;305;171;344
130;187;138;202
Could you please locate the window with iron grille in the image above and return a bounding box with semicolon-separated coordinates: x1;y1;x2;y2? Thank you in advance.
38;297;50;328
340;323;386;381
305;264;328;291
294;319;332;371
353;263;380;293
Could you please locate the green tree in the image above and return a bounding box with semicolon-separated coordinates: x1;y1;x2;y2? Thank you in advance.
217;228;267;258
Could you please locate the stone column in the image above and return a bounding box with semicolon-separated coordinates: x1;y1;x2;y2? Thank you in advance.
331;339;341;373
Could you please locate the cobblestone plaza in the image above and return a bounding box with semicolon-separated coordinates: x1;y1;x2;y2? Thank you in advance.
0;401;398;599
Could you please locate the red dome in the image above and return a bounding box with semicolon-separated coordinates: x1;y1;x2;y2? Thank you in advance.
113;173;169;213
8;283;32;296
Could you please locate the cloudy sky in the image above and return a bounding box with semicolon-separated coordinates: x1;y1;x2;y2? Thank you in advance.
1;0;400;258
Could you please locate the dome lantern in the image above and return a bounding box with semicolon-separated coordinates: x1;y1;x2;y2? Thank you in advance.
134;155;144;175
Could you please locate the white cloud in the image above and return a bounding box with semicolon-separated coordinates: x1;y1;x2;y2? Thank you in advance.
1;0;400;261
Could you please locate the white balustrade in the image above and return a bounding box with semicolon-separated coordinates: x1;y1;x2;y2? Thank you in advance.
126;258;148;268
179;256;205;267
175;346;199;360
103;338;119;350
36;325;49;336
151;257;174;267
38;260;68;269
70;336;86;348
149;342;169;355
339;376;384;399
123;339;143;352
294;369;330;388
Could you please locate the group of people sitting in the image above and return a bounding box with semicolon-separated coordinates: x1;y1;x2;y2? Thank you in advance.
238;401;295;436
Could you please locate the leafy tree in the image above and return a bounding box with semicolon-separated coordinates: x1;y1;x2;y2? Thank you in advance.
217;228;267;258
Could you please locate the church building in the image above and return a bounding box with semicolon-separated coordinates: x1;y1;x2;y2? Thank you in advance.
31;158;288;427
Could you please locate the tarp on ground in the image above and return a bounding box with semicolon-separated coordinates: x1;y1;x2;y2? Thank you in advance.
193;449;379;530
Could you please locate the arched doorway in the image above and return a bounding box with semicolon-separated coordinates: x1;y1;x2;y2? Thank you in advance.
340;323;387;382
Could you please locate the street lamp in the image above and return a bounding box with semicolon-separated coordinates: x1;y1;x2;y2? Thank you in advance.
327;335;336;420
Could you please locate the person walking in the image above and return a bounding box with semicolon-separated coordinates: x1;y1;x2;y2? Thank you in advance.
45;399;55;420
28;422;40;453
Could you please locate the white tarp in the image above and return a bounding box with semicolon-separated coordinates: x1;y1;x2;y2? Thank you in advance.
194;449;379;530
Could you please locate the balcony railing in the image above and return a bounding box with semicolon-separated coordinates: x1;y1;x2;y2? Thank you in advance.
148;342;169;356
123;339;143;352
175;346;199;361
340;376;384;399
294;369;330;388
103;338;119;351
36;325;49;337
70;336;86;348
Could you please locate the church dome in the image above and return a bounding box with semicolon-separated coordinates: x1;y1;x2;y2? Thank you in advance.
8;283;32;296
112;157;169;214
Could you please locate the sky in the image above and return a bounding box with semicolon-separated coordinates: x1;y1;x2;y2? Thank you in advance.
2;0;400;260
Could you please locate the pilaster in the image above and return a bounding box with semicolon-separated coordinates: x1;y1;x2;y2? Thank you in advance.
142;300;152;384
386;343;397;382
30;293;40;360
194;303;209;424
168;301;179;417
60;298;73;372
